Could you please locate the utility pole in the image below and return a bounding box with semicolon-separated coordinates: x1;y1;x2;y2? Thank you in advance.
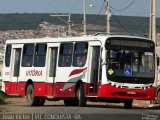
149;0;157;106
50;14;72;35
105;0;110;34
83;0;87;35
68;14;72;35
149;0;156;44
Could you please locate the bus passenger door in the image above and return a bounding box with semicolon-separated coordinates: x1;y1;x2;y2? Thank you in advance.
10;45;23;95
46;43;59;97
88;45;101;95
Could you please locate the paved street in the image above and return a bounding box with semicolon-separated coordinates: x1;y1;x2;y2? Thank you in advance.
0;97;160;120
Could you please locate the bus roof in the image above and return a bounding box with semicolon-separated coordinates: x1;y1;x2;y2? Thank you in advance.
5;34;152;45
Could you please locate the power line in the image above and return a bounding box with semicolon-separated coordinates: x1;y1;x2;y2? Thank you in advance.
56;16;68;24
110;0;136;12
91;1;105;24
134;0;148;16
97;0;105;15
75;1;105;33
110;10;133;35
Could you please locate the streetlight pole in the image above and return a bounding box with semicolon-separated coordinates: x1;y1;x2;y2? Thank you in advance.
105;0;110;34
68;14;72;35
149;0;156;44
83;0;87;35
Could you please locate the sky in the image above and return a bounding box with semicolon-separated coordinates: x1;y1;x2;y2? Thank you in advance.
0;0;159;17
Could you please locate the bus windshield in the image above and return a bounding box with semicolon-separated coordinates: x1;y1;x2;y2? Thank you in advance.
106;49;155;80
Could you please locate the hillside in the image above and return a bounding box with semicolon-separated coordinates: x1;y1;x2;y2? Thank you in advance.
0;13;160;37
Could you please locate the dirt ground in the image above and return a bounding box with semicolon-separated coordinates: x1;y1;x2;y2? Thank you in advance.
0;96;154;112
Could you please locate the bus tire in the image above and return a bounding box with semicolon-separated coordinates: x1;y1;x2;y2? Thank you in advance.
39;97;45;106
64;99;70;106
78;84;86;107
26;84;40;106
64;98;79;106
124;99;133;109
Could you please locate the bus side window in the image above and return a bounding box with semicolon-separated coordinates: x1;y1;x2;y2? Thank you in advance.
73;42;88;67
34;44;47;67
5;45;12;67
109;50;120;69
58;43;73;67
22;44;34;67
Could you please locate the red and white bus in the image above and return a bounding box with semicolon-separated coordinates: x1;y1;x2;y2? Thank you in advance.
1;34;156;108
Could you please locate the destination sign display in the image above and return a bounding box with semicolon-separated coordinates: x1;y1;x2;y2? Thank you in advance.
109;39;152;48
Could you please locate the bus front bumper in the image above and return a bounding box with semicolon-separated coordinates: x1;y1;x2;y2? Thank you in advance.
98;84;156;100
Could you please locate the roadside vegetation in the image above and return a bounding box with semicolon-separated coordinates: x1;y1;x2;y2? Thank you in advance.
0;13;159;36
0;90;8;104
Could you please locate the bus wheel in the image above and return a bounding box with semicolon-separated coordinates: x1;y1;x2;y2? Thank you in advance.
64;99;70;106
64;98;79;106
124;99;133;109
39;97;45;106
26;84;39;106
77;84;86;107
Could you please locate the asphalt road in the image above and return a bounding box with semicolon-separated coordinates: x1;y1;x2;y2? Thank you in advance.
0;97;160;120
